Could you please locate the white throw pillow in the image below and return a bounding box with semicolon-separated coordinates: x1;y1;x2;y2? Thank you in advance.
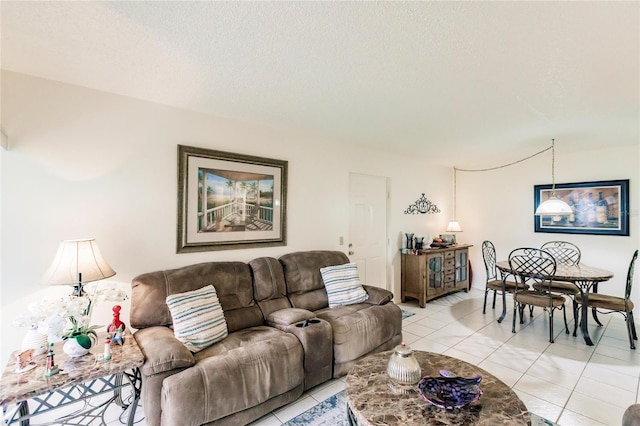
166;285;228;352
320;263;369;308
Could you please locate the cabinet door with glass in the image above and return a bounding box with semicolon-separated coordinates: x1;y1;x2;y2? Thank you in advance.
454;248;469;290
427;253;445;294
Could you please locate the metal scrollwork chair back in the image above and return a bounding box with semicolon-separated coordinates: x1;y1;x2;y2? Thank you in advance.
481;241;525;316
534;241;582;316
508;247;569;343
541;241;581;265
573;249;638;349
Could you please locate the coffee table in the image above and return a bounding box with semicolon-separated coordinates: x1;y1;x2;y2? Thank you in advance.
345;350;529;425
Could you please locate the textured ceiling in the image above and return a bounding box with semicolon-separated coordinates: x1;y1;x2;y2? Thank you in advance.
1;1;638;166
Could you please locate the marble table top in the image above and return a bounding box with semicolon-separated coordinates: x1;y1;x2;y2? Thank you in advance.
0;331;144;407
345;350;530;425
496;261;614;283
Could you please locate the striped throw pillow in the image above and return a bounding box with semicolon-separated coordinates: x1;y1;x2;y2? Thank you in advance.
166;285;228;352
320;263;369;308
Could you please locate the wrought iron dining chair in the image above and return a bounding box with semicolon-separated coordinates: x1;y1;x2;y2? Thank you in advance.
533;241;582;315
509;247;569;343
482;241;526;315
573;249;638;349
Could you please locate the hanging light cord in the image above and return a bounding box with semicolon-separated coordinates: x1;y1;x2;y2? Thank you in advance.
454;143;553;173
451;141;555;218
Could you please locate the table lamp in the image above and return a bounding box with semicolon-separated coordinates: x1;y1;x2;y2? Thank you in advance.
41;238;116;297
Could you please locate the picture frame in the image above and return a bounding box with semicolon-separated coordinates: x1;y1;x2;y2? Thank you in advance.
177;145;287;252
534;179;629;236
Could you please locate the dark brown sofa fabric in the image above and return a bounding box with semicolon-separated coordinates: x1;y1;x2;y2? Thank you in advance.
279;251;349;311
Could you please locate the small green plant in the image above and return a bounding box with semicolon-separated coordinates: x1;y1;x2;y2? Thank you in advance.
61;316;99;349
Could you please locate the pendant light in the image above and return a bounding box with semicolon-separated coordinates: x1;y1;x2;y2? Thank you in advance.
534;139;572;216
448;139;572;230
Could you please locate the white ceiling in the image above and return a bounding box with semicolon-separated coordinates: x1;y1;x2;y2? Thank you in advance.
1;1;638;165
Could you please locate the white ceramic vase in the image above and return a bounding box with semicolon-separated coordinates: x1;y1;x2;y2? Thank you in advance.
63;335;96;358
21;325;48;356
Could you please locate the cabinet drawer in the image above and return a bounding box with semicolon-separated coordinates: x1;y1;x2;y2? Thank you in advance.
444;251;454;259
445;259;455;268
445;273;455;283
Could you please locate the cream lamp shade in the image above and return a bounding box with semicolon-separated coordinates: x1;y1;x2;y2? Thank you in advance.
42;238;116;296
446;220;463;233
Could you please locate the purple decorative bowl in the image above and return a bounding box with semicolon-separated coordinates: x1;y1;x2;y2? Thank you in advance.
417;370;483;410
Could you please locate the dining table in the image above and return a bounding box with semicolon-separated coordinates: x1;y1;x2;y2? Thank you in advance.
495;261;614;346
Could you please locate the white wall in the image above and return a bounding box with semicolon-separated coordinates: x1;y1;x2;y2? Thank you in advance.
0;71;451;365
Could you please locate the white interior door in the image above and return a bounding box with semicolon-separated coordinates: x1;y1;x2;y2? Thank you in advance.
348;173;388;290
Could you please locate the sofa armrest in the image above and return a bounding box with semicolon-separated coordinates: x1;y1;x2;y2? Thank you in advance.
134;326;195;376
362;285;394;305
266;308;315;327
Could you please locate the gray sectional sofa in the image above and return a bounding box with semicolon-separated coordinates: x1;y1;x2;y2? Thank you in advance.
130;250;403;426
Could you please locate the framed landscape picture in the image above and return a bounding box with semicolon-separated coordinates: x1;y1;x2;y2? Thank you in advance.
534;179;629;236
177;145;287;252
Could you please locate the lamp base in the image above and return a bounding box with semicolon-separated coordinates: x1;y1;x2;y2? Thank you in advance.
72;283;86;297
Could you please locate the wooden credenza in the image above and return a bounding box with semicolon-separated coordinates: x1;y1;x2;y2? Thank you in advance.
401;244;472;308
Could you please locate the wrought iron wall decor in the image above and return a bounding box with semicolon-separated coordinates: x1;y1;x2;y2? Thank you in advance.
404;193;441;215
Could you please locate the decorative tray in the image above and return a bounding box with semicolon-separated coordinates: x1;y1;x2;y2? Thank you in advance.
417;370;482;410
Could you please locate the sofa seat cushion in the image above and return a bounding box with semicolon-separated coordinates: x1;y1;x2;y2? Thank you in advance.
315;302;402;365
162;326;304;425
193;325;292;360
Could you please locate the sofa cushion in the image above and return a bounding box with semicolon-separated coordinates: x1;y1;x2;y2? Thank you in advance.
315;302;402;365
166;285;228;353
250;257;292;319
134;326;195;376
279;251;350;311
162;327;304;425
362;285;394;305
320;263;369;307
130;261;263;333
266;308;315;327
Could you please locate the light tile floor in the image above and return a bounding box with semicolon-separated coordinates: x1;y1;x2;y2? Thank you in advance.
26;288;636;425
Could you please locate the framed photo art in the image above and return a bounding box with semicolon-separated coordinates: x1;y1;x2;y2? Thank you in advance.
534;179;629;236
177;145;287;252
